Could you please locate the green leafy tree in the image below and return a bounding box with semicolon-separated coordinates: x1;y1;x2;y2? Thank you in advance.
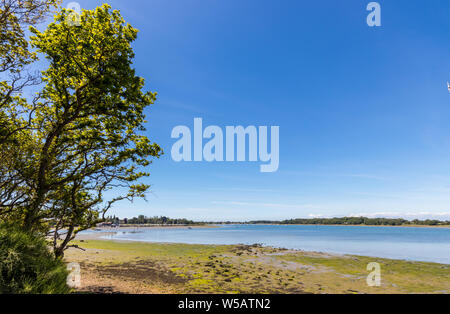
0;0;60;216
1;4;162;257
0;0;60;143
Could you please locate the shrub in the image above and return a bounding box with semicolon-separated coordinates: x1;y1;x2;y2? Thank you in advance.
0;225;70;294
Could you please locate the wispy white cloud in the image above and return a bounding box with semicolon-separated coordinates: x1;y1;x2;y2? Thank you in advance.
211;200;318;210
207;187;278;193
345;174;386;180
210;201;450;220
346;211;450;220
280;170;388;181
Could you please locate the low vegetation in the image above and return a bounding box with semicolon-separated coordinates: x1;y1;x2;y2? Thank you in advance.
0;225;69;294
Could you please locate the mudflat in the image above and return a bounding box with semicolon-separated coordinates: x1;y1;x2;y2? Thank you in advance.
65;237;450;294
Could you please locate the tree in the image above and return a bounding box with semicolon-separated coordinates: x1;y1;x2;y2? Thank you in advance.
0;0;60;219
0;0;60;144
1;4;162;258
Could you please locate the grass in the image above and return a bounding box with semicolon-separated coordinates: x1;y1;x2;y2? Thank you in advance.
65;240;450;294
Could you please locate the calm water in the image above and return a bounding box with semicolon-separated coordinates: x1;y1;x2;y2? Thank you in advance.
99;224;450;264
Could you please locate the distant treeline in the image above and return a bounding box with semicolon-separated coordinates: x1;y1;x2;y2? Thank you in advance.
106;215;203;225
106;215;450;226
248;217;450;226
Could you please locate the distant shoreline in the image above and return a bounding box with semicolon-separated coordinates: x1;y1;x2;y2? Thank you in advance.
94;223;450;230
109;216;449;229
77;223;450;242
77;225;215;241
111;224;214;229
243;223;450;228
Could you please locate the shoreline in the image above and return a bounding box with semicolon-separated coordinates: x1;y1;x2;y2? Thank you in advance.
93;223;450;230
94;224;214;230
76;225;214;241
246;223;450;228
65;238;450;294
114;224;214;228
76;228;450;265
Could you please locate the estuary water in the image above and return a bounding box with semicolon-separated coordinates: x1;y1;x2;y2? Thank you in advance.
98;224;450;264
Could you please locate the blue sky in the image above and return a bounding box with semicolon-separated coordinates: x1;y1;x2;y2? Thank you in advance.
63;0;450;221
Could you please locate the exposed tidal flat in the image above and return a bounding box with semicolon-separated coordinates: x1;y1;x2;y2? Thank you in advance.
67;225;450;294
82;224;450;264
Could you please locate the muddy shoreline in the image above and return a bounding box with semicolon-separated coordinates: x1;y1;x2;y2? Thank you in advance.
65;239;450;294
